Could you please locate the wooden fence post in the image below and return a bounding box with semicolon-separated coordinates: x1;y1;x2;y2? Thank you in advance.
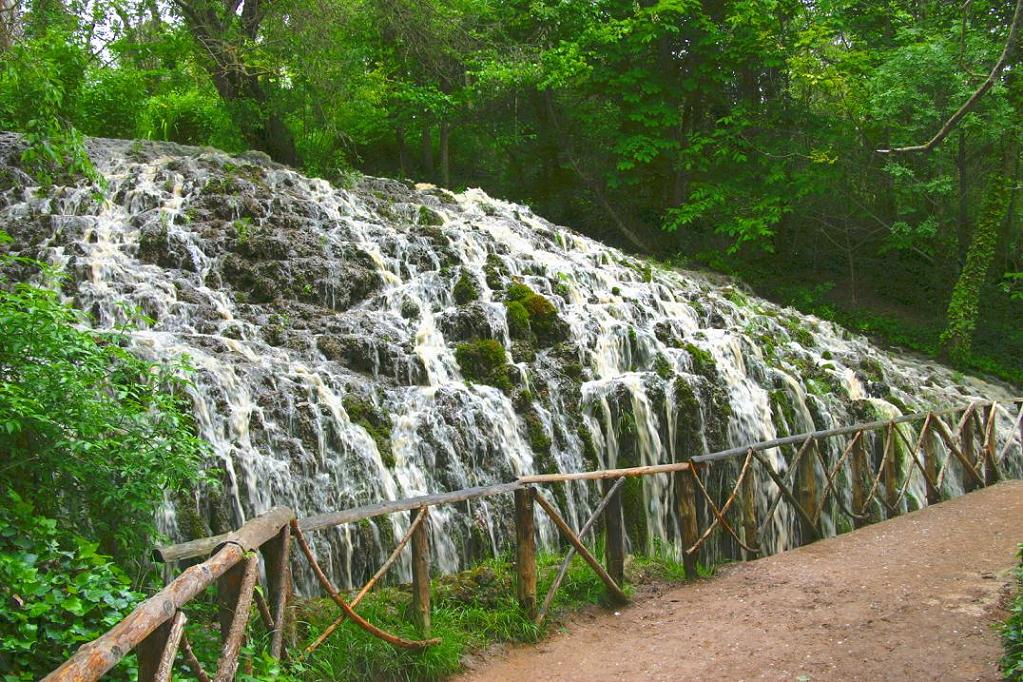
982;404;1001;486
136;612;185;682
217;560;245;643
676;467;699;579
603;478;626;586
260;524;291;659
410;507;431;637
740;466;758;560
514;488;537;618
961;410;979;492
851;433;869;529
921;421;940;505
797;438;820;540
883;424;899;518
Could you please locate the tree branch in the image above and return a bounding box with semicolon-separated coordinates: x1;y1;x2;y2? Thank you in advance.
878;0;1022;154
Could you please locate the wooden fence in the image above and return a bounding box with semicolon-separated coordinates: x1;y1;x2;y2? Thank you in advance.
43;398;1023;681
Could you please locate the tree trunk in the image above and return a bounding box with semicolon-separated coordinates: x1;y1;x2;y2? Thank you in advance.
396;125;408;177
939;174;1011;363
420;124;434;180
438;121;450;187
174;0;301;167
956;130;970;265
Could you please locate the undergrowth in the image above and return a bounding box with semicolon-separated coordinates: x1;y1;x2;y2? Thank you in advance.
166;549;691;682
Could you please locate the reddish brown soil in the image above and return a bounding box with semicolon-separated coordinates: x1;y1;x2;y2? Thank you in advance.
458;481;1023;682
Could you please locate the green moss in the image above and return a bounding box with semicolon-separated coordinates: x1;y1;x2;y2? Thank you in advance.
653;354;674;381
783;318;815;346
628;327;639;346
578;424;600;469
343;396;395;468
724;288;749;307
453;270;480;305
417;205;444;226
506;282;534;303
455;339;513;391
504;282;564;347
484;254;507;290
684;343;715;377
505;300;530;339
522;293;561;345
611;286;622;296
525;412;552;456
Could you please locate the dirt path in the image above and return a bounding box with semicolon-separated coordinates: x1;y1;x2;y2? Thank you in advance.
459;481;1023;682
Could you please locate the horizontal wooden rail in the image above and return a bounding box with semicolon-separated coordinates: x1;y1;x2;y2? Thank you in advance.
46;396;1023;681
692;398;1022;464
156;398;1022;562
44;507;295;682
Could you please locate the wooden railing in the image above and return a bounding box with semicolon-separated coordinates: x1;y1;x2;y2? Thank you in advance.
44;398;1023;681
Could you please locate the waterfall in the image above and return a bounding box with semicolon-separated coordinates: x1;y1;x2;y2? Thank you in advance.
1;133;1019;592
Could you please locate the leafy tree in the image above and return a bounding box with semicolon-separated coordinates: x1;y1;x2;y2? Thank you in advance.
0;240;209;559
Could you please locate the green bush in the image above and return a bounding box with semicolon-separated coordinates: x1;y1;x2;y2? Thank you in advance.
455;339;512;391
1004;544;1023;681
0;243;209;557
0;492;141;681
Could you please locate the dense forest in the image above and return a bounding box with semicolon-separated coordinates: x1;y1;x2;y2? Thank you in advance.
0;0;1021;381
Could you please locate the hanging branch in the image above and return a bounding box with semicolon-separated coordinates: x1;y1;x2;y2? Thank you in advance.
878;0;1023;154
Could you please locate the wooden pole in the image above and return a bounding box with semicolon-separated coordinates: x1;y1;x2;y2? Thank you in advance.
961;409;979;492
533;493;628;603
410;507;431;637
920;420;940;505
214;554;259;682
676;467;700;579
982;403;1001;485
883;424;900;517
604;478;626;586
798;438;821;540
260;524;291;659
850;431;869;528
514;487;538;618
137;609;187;682
289;520;439;649
740;464;758;559
539;477;627;625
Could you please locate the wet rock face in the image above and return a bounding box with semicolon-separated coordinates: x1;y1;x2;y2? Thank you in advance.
1;132;1020;593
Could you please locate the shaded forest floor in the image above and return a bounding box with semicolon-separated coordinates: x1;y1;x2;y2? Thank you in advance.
458;481;1023;681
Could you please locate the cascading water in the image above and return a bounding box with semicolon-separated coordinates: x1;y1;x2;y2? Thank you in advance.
1;134;1020;593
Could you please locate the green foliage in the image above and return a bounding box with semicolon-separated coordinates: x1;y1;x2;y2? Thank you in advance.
455;339;512;391
1004;545;1023;681
0;492;141;681
0;24;94;185
452;269;480;305
0;248;209;557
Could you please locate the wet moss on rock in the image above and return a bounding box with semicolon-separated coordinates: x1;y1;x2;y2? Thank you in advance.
453;270;480;305
505;281;567;347
455;339;513;391
343;396;395;468
505;300;530;339
417;205;444;226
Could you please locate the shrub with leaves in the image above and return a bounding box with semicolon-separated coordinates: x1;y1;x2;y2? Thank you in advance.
0;236;209;558
0;492;141;681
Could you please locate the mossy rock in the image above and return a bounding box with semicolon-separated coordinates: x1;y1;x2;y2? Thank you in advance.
343;396;395;468
653;354;674;381
684;343;716;377
417;205;444;226
452;270;480;305
505;300;530;339
504;282;567;347
455;339;513;391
